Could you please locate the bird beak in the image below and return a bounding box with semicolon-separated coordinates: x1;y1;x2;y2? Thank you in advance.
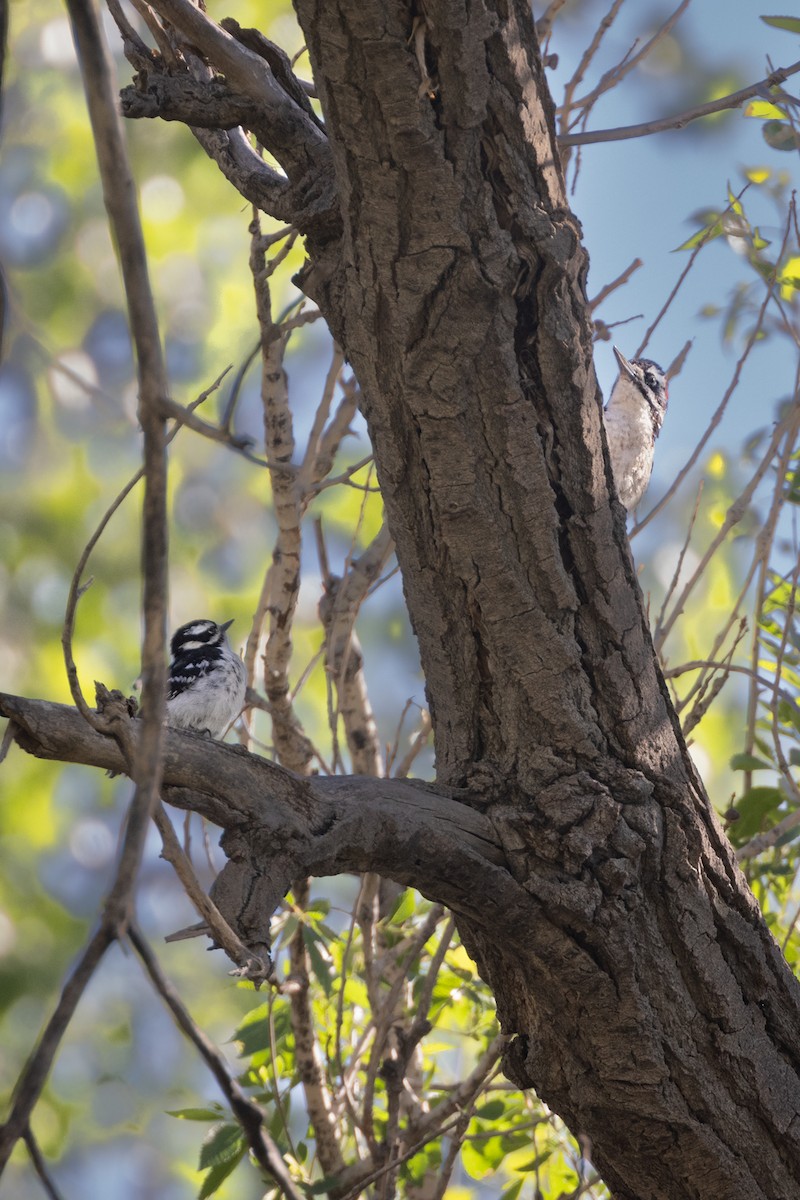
220;619;234;632
613;346;637;379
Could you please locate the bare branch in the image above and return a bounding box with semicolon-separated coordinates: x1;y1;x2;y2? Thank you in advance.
146;0;328;177
588;258;642;312
0;927;114;1170
285;880;347;1177
560;59;800;147
128;925;305;1200
22;1126;65;1200
153;802;272;985
0;694;514;935
65;0;169;928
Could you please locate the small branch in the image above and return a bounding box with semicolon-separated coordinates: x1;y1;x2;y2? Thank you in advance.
153;802;273;985
22;1126;66;1200
145;0;328;179
588;257;642;311
634;192;781;538
250;212;315;774
65;0;169;932
560;59;800;146
0;927;114;1171
128;925;305;1200
563;0;691;130
286;880;346;1177
319;522;394;776
0;694;514;937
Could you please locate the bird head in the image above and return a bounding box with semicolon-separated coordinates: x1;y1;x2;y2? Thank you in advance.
613;347;669;435
170;618;233;655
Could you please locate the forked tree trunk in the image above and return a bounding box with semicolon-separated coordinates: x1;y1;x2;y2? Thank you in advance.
291;2;800;1197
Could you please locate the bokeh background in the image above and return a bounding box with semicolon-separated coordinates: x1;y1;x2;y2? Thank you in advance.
1;0;799;1196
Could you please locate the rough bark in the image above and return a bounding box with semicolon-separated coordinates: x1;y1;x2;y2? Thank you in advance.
286;8;800;1191
8;1;800;1197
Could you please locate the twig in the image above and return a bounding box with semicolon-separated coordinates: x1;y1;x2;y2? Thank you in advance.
564;0;692;127
393;710;433;779
588;258;642;311
61;369;228;732
153;802;273;985
128;924;305;1200
0;927;114;1170
652;480;703;644
655;403;799;650
22;1125;66;1200
559;0;625;139
633;191;781;538
298;340;345;493
560;59;800;146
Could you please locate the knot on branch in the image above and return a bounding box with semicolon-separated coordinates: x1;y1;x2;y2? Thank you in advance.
491;769;654;924
94;682;138;723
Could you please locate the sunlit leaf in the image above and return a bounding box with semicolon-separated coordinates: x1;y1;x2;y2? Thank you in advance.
167;1107;226;1122
674;222;724;252
744;100;788;120
760;15;800;33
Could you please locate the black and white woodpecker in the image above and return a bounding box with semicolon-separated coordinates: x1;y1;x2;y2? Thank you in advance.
164;618;246;739
603;346;669;513
106;618;245;778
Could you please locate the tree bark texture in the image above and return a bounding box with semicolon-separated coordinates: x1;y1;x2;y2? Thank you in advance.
288;5;800;1194
9;1;800;1197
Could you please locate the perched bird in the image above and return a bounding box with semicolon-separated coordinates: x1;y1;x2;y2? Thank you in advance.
165;618;246;738
604;346;669;512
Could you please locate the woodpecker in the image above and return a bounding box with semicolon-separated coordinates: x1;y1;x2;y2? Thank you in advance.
165;618;246;738
603;346;668;512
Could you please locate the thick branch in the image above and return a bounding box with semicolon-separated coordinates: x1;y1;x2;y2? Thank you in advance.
0;693;513;929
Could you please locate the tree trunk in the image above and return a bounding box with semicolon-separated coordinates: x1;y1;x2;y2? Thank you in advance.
7;1;800;1196
291;2;800;1197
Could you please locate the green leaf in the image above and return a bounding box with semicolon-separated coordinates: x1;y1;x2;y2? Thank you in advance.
304;928;334;997
384;888;416;924
730;787;785;842
762;121;800;152
199;1123;246;1171
306;1176;344;1195
166;1107;226;1122
730;752;773;771
233;1006;272;1057
500;1181;524;1200
674;222;724;252
476;1098;506;1120
461;1139;494;1180
761;15;800;33
199;1150;246;1200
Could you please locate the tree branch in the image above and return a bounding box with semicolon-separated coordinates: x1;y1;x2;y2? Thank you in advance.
128;924;305;1200
560;59;800;146
0;693;515;935
65;0;168;929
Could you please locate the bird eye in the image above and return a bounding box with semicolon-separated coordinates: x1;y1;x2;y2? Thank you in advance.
645;372;658;390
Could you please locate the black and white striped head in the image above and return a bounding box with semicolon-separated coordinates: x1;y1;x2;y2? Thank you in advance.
613;347;669;435
170;618;233;658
